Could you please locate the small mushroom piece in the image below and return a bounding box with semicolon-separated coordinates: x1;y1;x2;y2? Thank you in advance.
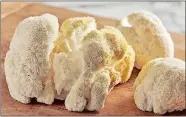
134;58;185;114
118;11;174;69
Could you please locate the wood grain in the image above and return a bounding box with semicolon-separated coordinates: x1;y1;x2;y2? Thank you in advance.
1;2;185;116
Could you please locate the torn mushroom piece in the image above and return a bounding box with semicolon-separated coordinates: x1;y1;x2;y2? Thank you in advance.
134;58;185;114
4;14;59;104
117;11;174;69
52;17;135;103
65;30;112;112
52;17;97;100
52;17;135;111
64;27;135;112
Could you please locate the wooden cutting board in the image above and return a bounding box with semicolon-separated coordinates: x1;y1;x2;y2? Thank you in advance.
1;2;185;116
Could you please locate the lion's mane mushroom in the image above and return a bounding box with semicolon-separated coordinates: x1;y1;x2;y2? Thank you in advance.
117;11;174;69
4;14;59;104
134;58;185;114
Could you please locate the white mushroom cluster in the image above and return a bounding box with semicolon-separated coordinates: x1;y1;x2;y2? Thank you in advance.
4;14;135;112
4;11;185;115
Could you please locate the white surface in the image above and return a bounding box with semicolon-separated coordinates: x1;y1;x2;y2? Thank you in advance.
44;2;185;33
